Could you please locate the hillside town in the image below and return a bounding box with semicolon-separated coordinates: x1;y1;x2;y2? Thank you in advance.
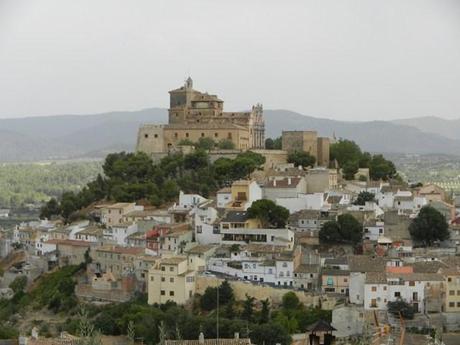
0;81;458;345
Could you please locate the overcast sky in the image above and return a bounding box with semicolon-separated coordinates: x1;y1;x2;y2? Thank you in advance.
1;0;460;121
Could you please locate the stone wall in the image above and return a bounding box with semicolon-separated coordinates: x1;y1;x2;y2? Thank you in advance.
196;276;337;309
137;124;165;154
251;149;288;170
281;131;330;168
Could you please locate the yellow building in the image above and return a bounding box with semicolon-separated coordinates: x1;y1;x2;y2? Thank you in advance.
444;268;460;312
225;180;263;211
100;203;136;226
321;269;350;294
137;78;265;155
148;255;205;305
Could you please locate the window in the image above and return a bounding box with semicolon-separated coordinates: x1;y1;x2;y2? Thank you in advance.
196;225;202;233
449;302;455;308
448;277;452;282
154;134;158;138
394;292;401;298
161;277;165;282
450;290;455;296
170;291;175;296
383;286;387;291
186;276;194;283
161;266;165;271
144;134;149;138
344;278;348;283
214;133;218;138
186;133;189;138
372;286;377;292
282;262;287;268
409;281;415;286
457;290;460;295
170;267;174;272
174;133;178;138
457;302;460;308
150;276;154;282
170;277;174;283
201;133;205;137
161;290;165;296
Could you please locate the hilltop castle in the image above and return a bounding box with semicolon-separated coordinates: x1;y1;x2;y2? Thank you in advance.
136;78;265;155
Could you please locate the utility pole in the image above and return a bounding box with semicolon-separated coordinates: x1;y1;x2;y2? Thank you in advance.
217;285;219;340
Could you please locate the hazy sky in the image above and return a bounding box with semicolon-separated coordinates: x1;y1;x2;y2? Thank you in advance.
1;0;460;121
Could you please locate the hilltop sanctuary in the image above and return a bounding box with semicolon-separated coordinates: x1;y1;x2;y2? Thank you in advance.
136;78;265;155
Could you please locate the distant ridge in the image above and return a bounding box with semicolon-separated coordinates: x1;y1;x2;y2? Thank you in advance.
1;108;460;161
392;116;460;140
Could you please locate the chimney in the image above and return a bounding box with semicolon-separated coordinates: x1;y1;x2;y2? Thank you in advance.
199;332;205;344
288;177;292;185
273;179;277;187
234;333;239;340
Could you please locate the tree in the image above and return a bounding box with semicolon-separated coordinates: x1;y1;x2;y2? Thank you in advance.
287;151;316;168
387;300;414;320
127;321;135;344
369;154;397;181
319;214;362;245
354;191;375;205
319;221;342;243
200;287;217;311
40;198;60;219
342;161;359;180
78;307;102;345
217;139;236;150
250;323;291;345
218;280;234;305
259;298;270;324
158;321;167;345
178;139;195;146
184;150;209;170
265;138;275;150
9;275;27;293
282;292;300;310
330;140;362;167
337;214;363;244
409;206;450;246
247;199;289;228
224;301;235;319
265;137;282;150
196;137;216;151
273;313;299;334
242;294;255;321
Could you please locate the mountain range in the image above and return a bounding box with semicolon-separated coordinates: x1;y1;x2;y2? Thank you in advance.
0;108;459;162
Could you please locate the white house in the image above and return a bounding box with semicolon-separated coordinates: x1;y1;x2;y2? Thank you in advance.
348;256;387;305
194;206;220;245
220;227;295;249
363;221;385;241
216;188;232;209
207;253;294;287
276;193;327;214
103;222;138;246
347;202;384;218
178;191;208;209
364;272;443;313
263;177;307;201
66;220;91;240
